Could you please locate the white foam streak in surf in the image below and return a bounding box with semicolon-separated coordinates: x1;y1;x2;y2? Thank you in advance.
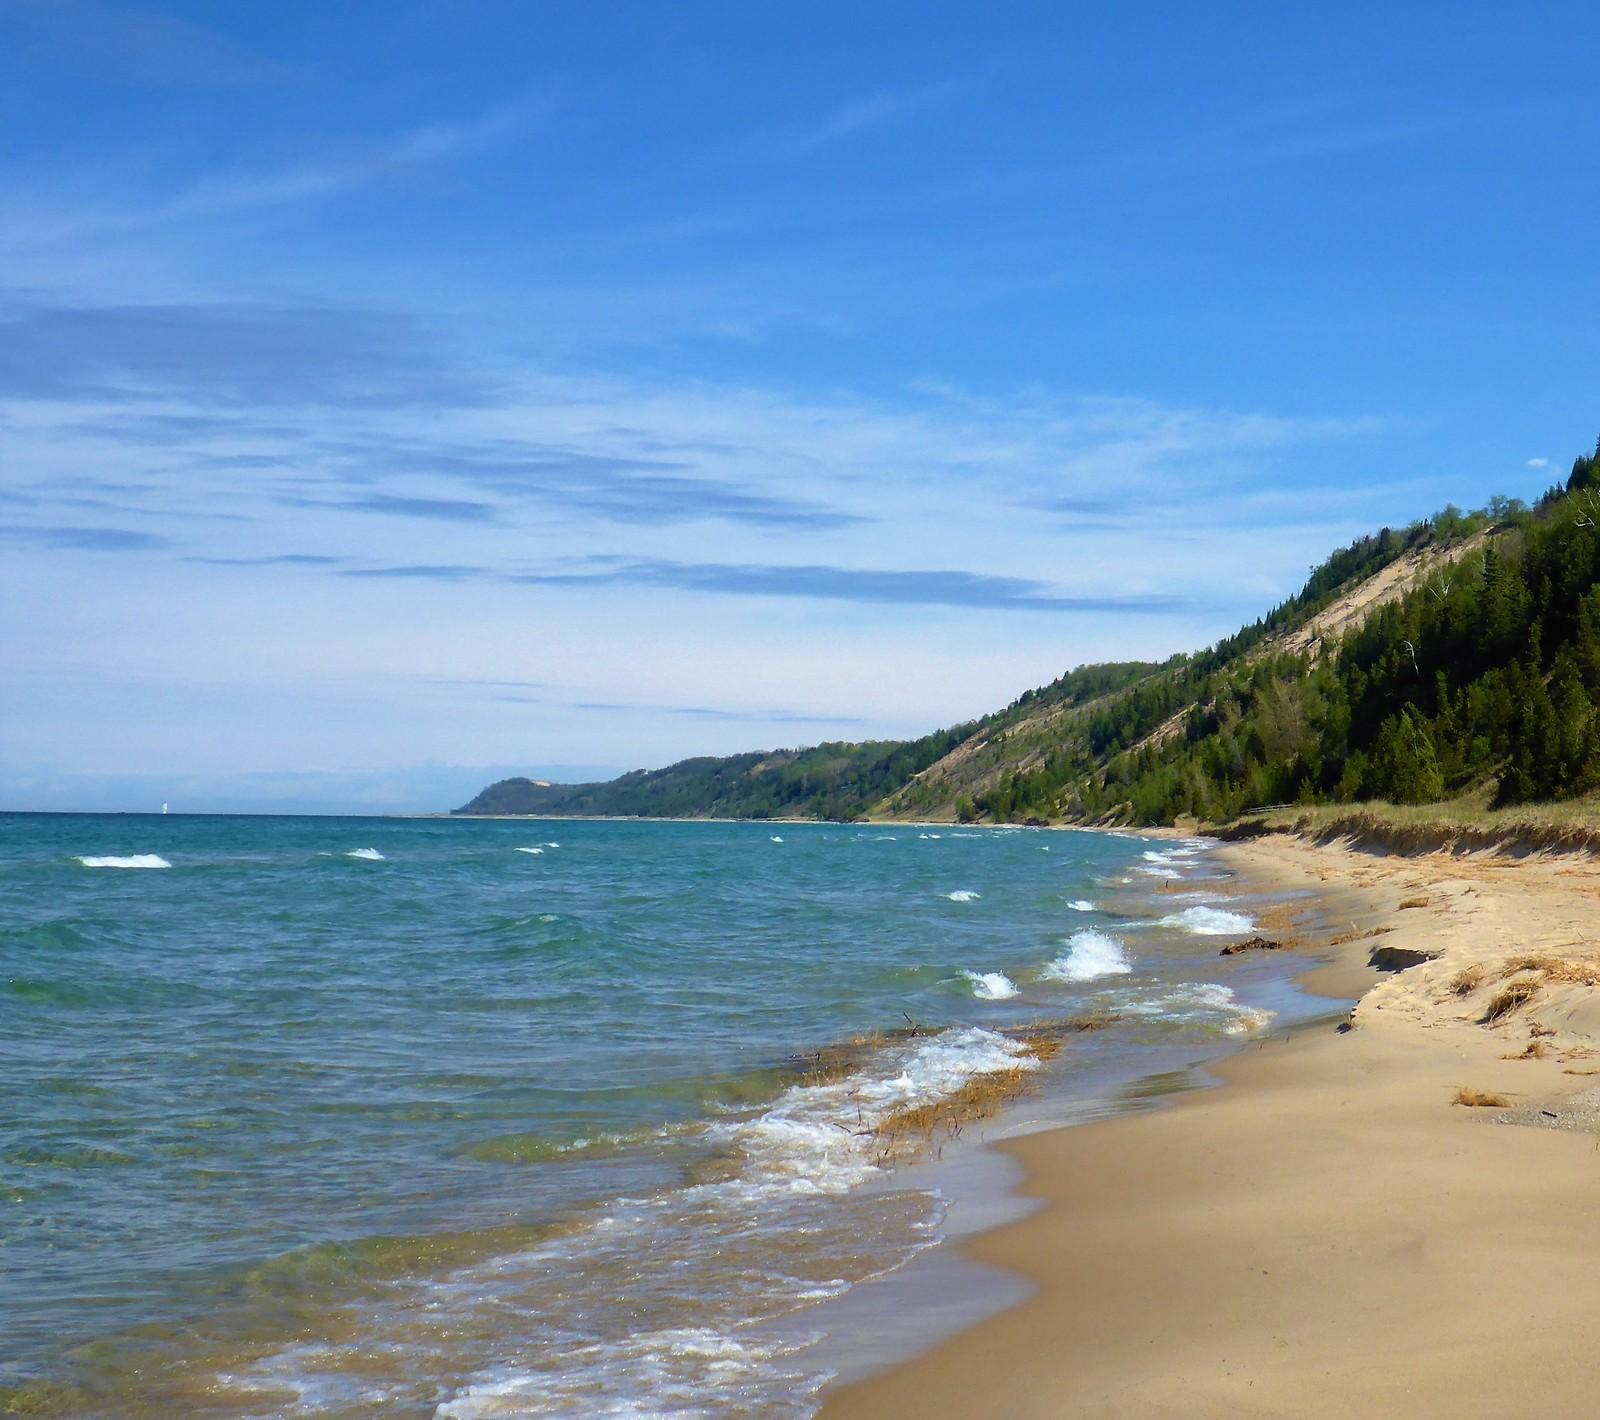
1131;982;1276;1035
74;854;170;869
719;1026;1037;1196
770;835;783;843
961;970;1019;1000
1042;929;1132;982
435;1329;810;1420
346;848;385;861
944;889;980;902
1068;899;1095;912
514;847;543;855
1159;905;1252;936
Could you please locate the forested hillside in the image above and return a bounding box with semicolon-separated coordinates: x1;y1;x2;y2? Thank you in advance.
457;438;1600;825
456;736;970;821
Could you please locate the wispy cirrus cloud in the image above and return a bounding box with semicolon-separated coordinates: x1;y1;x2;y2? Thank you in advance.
433;674;873;725
1;300;1380;590
149;97;545;221
0;301;496;408
0;522;168;551
1;0;281;86
772;73;983;159
0;96;549;266
340;563;485;580
283;493;502;524
510;557;1188;613
190;553;342;566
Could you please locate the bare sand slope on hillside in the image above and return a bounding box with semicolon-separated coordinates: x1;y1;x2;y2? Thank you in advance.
1272;529;1490;662
896;531;1492;803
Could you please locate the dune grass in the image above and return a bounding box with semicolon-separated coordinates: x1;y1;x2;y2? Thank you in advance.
1481;980;1539;1024
1225;787;1600;856
1502;954;1600;987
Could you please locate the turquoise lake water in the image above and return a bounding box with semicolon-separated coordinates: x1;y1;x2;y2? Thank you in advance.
0;814;1318;1418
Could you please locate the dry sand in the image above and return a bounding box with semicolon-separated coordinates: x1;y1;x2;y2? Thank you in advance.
819;834;1600;1420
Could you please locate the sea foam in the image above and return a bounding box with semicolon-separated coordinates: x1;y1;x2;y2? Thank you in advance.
721;1025;1038;1195
1158;905;1252;936
74;854;170;869
346;848;385;862
1042;929;1132;982
944;890;980;903
961;970;1020;1001
1137;982;1275;1035
1067;899;1095;912
514;847;544;855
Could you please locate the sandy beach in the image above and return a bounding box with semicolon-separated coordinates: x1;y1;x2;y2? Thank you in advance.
820;833;1600;1419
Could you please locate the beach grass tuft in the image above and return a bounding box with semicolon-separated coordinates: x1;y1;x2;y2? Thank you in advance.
1328;925;1394;946
1002;1013;1118;1057
1501;954;1600;987
1453;1087;1509;1107
1481;980;1539;1023
1450;964;1486;995
868;1069;1037;1165
1506;1038;1552;1059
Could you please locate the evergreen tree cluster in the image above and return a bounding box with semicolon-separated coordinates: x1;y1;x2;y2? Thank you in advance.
1088;439;1600;822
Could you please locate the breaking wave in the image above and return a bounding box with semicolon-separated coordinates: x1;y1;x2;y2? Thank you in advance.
1158;905;1252;936
74;854;170;869
960;970;1020;1001
1041;929;1132;983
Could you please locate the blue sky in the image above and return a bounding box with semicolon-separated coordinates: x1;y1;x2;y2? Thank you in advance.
2;1;1596;812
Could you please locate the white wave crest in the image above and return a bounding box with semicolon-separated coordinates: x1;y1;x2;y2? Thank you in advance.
1158;905;1252;936
1042;929;1132;983
770;835;783;843
346;848;385;862
944;889;980;903
1068;899;1095;912
74;854;170;869
715;1026;1038;1195
1144;982;1276;1035
514;847;544;855
961;970;1020;1001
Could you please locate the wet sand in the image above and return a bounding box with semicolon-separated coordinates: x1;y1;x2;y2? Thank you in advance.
820;833;1600;1419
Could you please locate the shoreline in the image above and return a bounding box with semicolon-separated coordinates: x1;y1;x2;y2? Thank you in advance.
818;833;1600;1419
